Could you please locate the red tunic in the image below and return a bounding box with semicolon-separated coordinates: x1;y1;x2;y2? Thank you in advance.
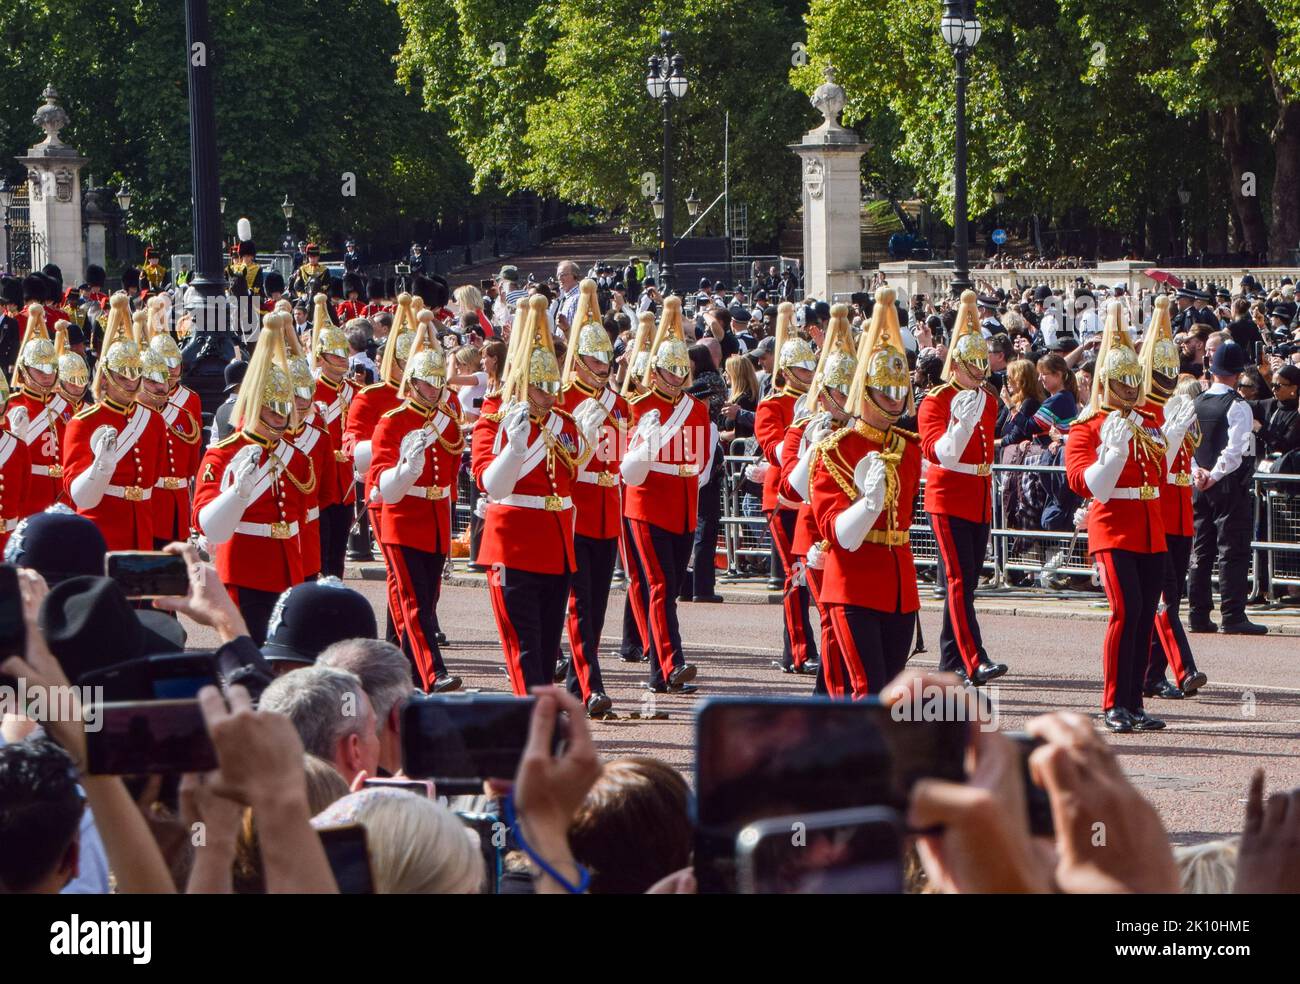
472;406;581;574
62;400;166;550
1065;407;1167;555
369;399;464;555
1142;399;1194;538
623;387;711;535
150;394;204;542
810;423;922;613
288;417;337;575
6;388;65;515
754;390;800;512
313;374;357;505
345;381;400;502
918;381;996;524
192;432;314;593
0;429;31;550
337;300;367;322
778;418;820;556
557;381;628;541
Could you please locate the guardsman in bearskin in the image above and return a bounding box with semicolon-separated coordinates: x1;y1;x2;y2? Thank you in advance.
6;303;66;515
782;304;858;698
63;302;165;551
262;271;287;313
120;266;143;310
753;301;820;676
52;321;89;423
412;273;452;325
133;314;201;548
193;314;316;644
84;264;110;311
556;279;627;716
38;266;71;329
141;246;170;294
0;373;31;551
1065;301;1169;733
307;296;357;579
1139;295;1208;701
808;288;922;698
338;273;368;323
363;276;388;318
919;290;1006;686
620;295;714;694
474;295;591;693
282;315;337;580
370;322;465;693
291;243;329;300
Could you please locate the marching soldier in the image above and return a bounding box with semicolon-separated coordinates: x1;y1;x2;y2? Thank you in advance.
1139;295;1208;700
305;295;356;578
338;273;368;322
283;318;337;580
193;314;316;644
781;304;858;698
473;295;594;693
84;264;110;311
620;295;713;694
226;223;263;342
1065;301;1169;733
145;300;204;445
52;322;89;423
753;301;819;676
616;310;659;666
141;246;170;294
291;243;329;300
918;290;1007;686
0;373;31;551
369;323;465;693
6;304;66;515
63;301;165;551
364;276;390;318
134;316;201;548
557;279;625;715
807;287;922;698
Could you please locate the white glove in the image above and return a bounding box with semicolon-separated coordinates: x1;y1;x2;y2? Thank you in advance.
1161;395;1195;468
1073;503;1090;531
852;451;888;507
631;408;661;451
380;428;431;503
352;439;373;479
482;402;530;499
935;391;982;466
399;428;432;468
621;408;662;487
198;445;262;543
69;425;121;510
6;406;29;437
225;444;262;501
950;388;983;429
743;460;771;484
805;540;826;570
1099;410;1132;458
572;398;607;448
804;411;833;449
503;401;531;454
90;425;118;473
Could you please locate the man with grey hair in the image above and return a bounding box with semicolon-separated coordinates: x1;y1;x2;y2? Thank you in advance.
259;665;380;785
318;639;415;775
552;260;581;331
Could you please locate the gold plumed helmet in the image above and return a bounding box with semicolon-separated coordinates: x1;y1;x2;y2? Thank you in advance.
233;311;296;428
139;346;170;385
1139;294;1180;399
807;303;858;405
642;295;690;386
53;321;89;388
562;279;612;383
621;311;656;397
942;290;990;382
310;292;348;363
847;286;913;420
501;296;561;402
12;303;56;386
399;320;448;398
93;294;143;398
1090;299;1143;411
772;302;816;388
377;293;416;386
279;311;315;401
144;300;184;370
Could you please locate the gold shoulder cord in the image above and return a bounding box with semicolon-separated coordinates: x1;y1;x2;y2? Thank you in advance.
1126;416;1167;465
169;408;201;445
813;427;858;502
279;453;317;496
880;432;906;536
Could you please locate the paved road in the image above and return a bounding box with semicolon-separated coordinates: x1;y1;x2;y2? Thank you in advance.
186;575;1300;844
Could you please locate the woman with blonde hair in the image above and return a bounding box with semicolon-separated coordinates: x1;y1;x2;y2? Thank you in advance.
722;353;760;447
454;284;495;340
312;788;484;894
997;358;1046;449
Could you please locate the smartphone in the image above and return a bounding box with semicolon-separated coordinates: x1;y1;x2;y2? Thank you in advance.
317;824;375;894
693;696;968;894
400;694;566;793
0;565;25;660
1008;732;1055;837
105;551;189;599
86;700;218;775
79;653;220;702
735;806;905;895
361;777;435;797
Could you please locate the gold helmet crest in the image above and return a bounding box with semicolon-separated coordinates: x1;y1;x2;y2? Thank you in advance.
807;303;858;404
139;346;170;385
1090;299;1143;411
562;279;613;384
642;295;690;386
12;303;56;385
942;290;989;382
311;292;348;362
847;287;913;420
1139;295;1180;399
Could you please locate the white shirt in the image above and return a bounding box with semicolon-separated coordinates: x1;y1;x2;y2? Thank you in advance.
551;284;580;328
1077;308;1101;341
1204;382;1256;482
457;370;489;418
1039;311;1060;348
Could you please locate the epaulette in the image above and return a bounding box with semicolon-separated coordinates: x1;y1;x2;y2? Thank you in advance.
359;381;390;395
792;413;816;428
1073;404;1102;425
71;403;100;421
629;390;652;405
481;409;507;423
814;422;856;455
213;432;242;448
380;405;406;420
1133;405;1157;424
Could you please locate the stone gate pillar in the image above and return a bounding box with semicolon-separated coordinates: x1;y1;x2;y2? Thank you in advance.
17;85;88;280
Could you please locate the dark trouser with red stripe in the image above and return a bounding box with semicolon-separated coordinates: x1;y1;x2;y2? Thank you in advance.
318;501;353;579
565;533;616;700
1095;549;1164;712
822;603;913;699
488;565;572;695
931;513;990;674
388;544;449;690
625;518;692;688
768;509;818;670
619;518;649;660
801;563;833;697
1145;534;1199;689
372;505;405;646
231;585;279;646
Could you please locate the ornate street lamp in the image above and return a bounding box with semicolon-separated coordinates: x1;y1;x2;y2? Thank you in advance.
941;0;981;295
645;30;688;293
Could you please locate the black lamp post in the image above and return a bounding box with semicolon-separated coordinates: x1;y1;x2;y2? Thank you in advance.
645;30;688;294
0;178;13;274
281;194;295;252
941;0;981;296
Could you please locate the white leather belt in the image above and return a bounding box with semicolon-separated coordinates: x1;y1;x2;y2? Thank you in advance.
155;476;187;490
576;471;618;487
1109;486;1159;501
306;506;320;522
235;520;300;539
407;484;450;500
105;484;153;501
32;464;63;477
936;460;992;477
648;461;698;477
776;493;803;510
495;493;572;512
1167;472;1192;487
